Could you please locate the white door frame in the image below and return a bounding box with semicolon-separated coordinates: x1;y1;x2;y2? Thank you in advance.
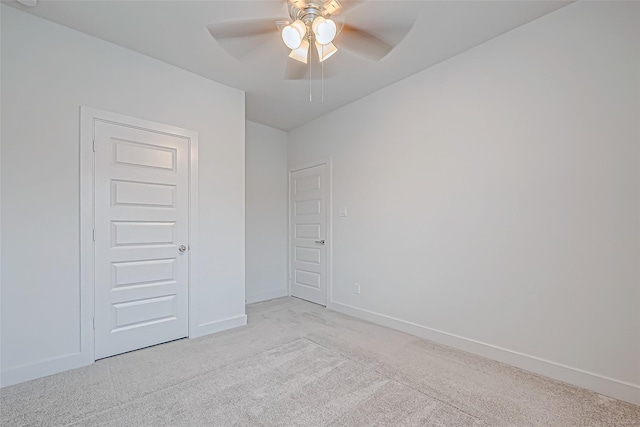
80;106;199;363
288;159;332;305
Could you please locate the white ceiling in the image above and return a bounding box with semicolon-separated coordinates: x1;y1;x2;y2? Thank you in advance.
5;0;571;130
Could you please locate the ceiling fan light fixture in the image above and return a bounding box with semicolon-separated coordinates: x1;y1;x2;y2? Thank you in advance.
312;17;336;45
315;41;338;62
282;19;306;49
289;38;310;64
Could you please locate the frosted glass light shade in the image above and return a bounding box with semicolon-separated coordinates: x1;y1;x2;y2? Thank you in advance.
282;20;306;49
312;17;336;45
315;41;338;62
289;38;310;64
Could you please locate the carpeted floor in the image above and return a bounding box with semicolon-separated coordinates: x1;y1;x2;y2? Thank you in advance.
2;297;639;426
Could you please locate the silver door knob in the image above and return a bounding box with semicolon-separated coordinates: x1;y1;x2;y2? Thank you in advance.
178;245;187;253
314;240;325;245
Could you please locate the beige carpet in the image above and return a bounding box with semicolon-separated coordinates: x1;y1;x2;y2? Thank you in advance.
2;297;639;426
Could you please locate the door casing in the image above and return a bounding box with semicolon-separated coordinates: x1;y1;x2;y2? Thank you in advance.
288;159;332;305
80;106;199;363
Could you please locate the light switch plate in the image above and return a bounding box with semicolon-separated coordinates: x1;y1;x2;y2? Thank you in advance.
339;207;348;217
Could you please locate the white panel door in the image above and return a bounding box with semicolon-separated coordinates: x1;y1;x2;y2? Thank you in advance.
290;164;328;305
94;121;189;359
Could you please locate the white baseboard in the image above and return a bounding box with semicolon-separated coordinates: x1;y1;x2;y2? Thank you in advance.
1;352;92;388
2;314;248;388
245;289;288;304
327;300;640;406
191;314;247;339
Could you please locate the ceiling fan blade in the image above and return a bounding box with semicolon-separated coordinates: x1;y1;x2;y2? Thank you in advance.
207;18;280;41
285;58;308;80
338;24;393;61
325;0;366;16
289;0;307;10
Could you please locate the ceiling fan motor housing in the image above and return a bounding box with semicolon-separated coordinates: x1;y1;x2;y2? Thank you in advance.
289;0;337;25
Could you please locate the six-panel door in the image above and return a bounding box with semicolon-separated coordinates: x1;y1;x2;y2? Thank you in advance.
94;121;189;359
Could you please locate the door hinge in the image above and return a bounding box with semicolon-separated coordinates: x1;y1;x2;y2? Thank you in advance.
92;138;95;152
92;317;95;330
93;229;96;241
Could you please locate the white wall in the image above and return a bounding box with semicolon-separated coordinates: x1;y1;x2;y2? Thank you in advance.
1;6;246;385
288;1;640;404
245;121;288;304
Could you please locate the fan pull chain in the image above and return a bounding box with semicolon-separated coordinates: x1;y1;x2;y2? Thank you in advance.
321;45;324;103
309;43;312;103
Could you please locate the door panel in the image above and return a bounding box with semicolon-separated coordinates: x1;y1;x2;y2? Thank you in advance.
111;180;176;207
295;199;321;215
295;247;321;264
94;121;189;359
111;295;177;331
290;164;328;305
113;140;177;170
111;221;176;246
111;258;176;287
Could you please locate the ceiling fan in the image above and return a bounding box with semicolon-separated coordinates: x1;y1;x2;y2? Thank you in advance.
207;0;413;80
